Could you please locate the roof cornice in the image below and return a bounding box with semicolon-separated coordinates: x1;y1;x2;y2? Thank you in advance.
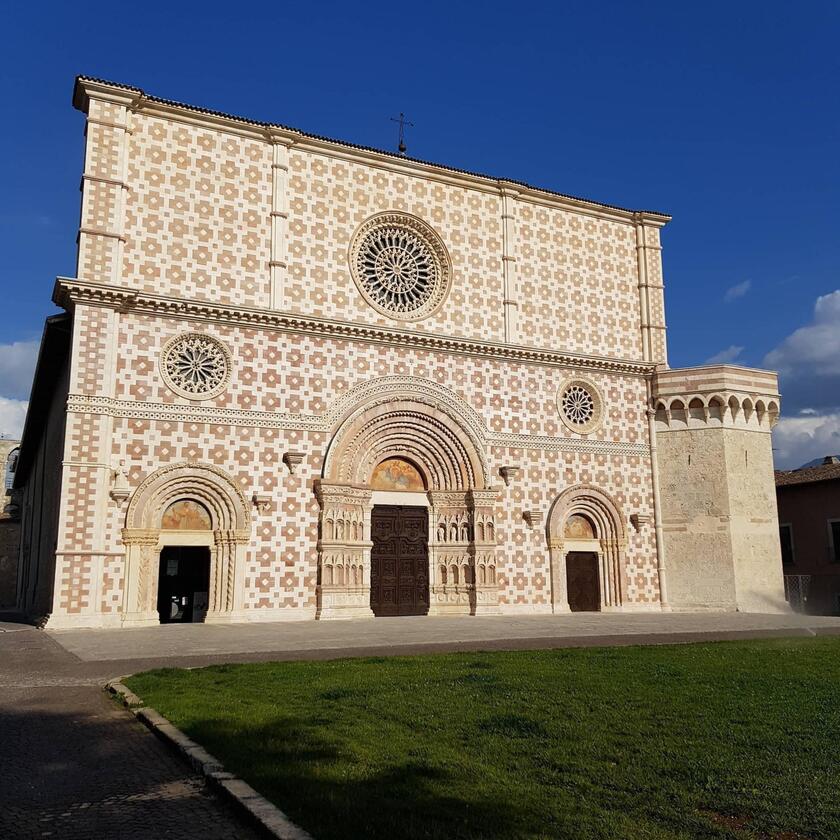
53;277;657;377
73;76;671;226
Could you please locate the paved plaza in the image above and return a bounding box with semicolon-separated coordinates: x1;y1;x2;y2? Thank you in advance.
3;611;840;839
47;610;840;673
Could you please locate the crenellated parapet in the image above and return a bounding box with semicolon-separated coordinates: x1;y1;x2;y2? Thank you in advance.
651;365;780;432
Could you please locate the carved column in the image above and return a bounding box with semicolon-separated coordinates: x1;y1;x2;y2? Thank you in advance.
314;481;374;619
428;489;501;616
205;529;250;622
598;537;627;611
428;491;472;616
120;528;161;627
469;489;501;615
548;538;571;613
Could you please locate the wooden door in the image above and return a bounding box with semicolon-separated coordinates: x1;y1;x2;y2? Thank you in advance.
370;506;429;616
566;552;600;612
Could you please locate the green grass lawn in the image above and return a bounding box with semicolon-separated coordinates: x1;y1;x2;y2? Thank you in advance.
125;639;840;840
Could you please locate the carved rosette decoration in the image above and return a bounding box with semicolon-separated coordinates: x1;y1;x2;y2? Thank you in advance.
160;332;232;400
557;377;604;434
349;212;452;320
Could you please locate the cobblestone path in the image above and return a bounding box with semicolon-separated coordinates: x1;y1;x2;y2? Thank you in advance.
0;625;261;840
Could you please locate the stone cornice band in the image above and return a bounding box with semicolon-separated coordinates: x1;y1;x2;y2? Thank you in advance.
53;278;656;377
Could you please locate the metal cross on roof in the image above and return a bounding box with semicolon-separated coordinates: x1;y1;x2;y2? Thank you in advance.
390;112;414;156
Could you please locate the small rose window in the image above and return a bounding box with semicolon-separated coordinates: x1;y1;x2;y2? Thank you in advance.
557;378;603;433
160;333;232;400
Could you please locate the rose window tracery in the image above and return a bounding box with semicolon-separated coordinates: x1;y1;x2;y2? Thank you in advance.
160;333;232;400
561;385;595;425
557;379;603;434
349;213;451;320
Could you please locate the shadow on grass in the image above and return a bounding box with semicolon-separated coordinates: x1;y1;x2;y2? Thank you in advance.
182;712;560;840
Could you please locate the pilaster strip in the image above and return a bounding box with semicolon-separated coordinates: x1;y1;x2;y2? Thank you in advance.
499;183;519;344
269;136;293;309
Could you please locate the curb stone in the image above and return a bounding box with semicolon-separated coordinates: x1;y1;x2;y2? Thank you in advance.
107;679;314;840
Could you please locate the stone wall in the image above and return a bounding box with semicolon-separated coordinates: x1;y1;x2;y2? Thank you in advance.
652;366;787;612
74;77;669;364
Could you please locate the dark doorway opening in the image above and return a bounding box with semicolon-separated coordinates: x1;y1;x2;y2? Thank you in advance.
566;552;601;612
157;546;211;624
370;505;429;616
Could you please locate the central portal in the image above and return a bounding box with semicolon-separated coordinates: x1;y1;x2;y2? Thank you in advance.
370;505;429;616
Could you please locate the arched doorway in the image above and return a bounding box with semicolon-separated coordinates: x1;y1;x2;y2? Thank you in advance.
369;457;429;616
547;485;628;613
156;499;212;623
563;514;601;612
121;462;251;627
315;385;499;620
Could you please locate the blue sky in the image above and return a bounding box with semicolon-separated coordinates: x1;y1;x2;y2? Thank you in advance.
1;1;838;466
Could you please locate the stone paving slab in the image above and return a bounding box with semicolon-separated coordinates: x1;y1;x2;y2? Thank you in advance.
47;611;840;665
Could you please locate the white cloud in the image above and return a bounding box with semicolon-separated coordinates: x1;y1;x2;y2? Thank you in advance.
0;397;28;440
704;345;744;364
724;280;751;302
761;290;840;468
764;290;840;377
763;290;840;412
0;340;39;401
772;411;840;470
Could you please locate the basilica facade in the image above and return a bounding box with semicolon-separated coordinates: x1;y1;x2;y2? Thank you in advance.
12;77;787;628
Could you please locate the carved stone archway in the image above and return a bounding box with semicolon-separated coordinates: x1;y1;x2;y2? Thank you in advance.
546;485;628;612
316;385;499;619
121;462;251;626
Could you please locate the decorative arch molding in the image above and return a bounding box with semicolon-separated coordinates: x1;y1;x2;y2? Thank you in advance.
121;462;251;626
546;484;628;612
325;376;488;450
323;380;490;491
315;381;499;620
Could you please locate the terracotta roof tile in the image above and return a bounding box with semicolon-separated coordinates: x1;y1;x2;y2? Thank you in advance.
775;462;840;487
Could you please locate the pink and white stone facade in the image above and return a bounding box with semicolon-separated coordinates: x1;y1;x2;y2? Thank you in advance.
12;77;787;628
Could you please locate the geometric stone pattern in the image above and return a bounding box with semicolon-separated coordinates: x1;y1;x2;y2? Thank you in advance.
516;204;643;357
30;77;708;627
123;114;272;308
93;317;663;615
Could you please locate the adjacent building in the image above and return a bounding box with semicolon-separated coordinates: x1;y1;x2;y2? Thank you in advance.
11;77;787;628
1;439;21;609
776;456;840;615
